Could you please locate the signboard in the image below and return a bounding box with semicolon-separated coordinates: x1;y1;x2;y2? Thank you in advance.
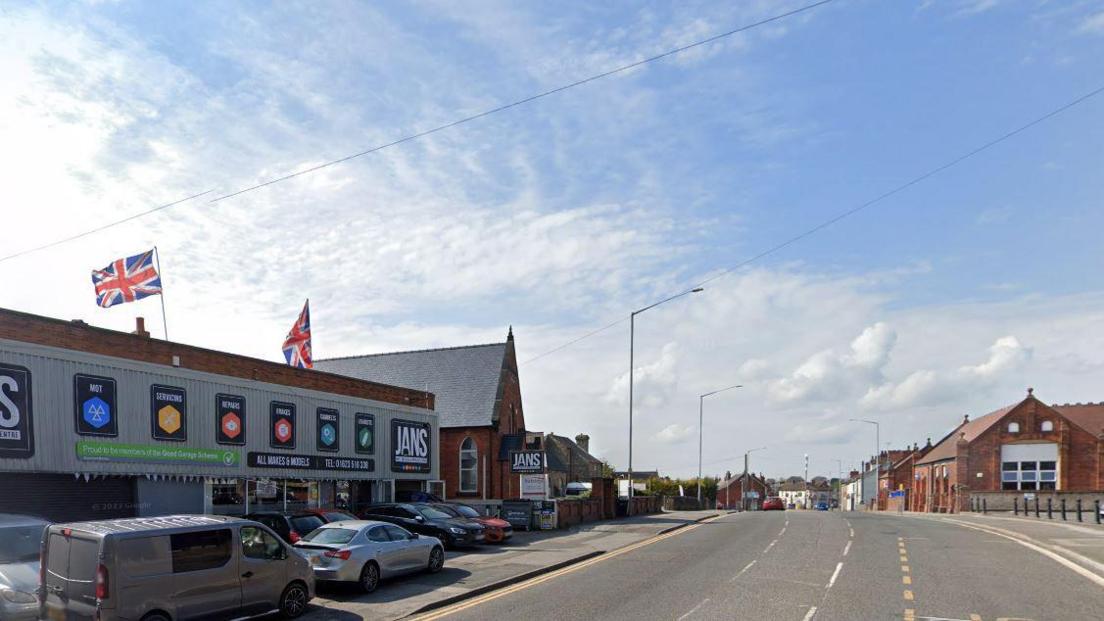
317;408;340;452
355;413;375;454
74;374;117;437
0;363;33;458
391;419;431;473
247;451;374;472
521;473;548;499
216;394;246;445
510;450;545;474
150;385;187;442
743;491;760;499
269;401;296;449
76;440;238;466
889;490;906;499
255;479;277;498
500;501;533;530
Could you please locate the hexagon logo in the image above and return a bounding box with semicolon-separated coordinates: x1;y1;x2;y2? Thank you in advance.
320;423;336;446
221;412;242;439
158;405;182;434
82;397;111;429
274;418;293;443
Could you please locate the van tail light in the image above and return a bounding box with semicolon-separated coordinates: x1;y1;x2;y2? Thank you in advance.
323;549;351;560
95;564;109;600
289;531;301;543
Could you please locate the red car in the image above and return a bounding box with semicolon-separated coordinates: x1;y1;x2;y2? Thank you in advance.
300;507;359;523
762;497;785;511
435;503;513;543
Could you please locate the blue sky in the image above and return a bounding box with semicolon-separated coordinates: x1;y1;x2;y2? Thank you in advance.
2;0;1103;478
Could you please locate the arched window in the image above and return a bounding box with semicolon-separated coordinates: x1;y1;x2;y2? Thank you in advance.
459;437;478;493
1007;422;1020;433
1040;420;1054;432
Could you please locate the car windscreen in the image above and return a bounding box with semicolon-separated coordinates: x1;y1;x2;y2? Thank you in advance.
324;512;356;522
453;505;480;518
300;527;357;545
0;524;45;563
432;505;460;517
416;506;454;520
290;515;325;535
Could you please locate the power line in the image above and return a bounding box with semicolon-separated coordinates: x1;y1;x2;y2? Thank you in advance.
0;0;835;266
521;83;1104;366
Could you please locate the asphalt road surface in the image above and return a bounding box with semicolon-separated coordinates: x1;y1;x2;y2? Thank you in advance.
411;510;1104;621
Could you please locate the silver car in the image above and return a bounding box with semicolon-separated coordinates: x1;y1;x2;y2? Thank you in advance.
294;520;444;593
0;514;49;621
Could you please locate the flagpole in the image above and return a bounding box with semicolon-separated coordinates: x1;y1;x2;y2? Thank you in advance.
153;246;169;340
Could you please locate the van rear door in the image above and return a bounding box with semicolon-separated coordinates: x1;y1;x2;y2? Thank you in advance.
41;530;101;621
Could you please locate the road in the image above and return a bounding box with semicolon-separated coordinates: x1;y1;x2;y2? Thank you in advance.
410;510;1104;621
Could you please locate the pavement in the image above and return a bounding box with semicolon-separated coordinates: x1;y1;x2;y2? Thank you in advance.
396;509;1104;621
301;510;720;620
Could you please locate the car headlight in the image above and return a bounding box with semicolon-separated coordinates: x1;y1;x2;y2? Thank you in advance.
448;527;466;535
1;588;37;604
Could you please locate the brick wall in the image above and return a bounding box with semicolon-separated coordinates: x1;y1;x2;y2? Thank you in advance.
0;307;433;409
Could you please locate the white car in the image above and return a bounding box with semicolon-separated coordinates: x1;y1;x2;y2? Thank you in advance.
294;520;444;593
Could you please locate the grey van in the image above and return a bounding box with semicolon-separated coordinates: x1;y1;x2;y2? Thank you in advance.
40;515;313;621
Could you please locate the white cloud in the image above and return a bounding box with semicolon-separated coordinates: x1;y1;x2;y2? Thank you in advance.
655;424;695;444
1079;12;1104;34
605;342;681;409
767;322;896;404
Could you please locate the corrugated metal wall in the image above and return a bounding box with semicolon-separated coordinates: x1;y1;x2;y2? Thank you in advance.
0;339;439;481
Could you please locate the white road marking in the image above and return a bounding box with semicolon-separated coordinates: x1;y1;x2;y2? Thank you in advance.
677;598;709;621
779;527;787;535
765;539;777;551
842;540;852;556
801;606;818;621
849;528;855;537
826;562;843;589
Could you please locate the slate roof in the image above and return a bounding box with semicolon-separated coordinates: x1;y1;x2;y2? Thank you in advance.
544;434;603;478
315;342;507;429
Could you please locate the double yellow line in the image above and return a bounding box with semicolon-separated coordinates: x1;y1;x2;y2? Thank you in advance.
412;514;725;620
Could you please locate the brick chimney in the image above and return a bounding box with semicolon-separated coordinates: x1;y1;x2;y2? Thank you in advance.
575;433;590;454
132;317;151;338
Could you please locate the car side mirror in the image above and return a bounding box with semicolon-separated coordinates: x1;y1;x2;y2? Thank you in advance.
414;515;425;522
409;533;419;540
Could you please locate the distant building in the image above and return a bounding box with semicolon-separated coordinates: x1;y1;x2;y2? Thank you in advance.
718;472;770;510
543;433;603;497
778;480;809;509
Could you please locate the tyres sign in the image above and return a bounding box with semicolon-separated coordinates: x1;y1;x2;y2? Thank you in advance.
355;413;375;455
216;394;246;445
270;401;296;449
317;408;339;452
151;385;187;442
0;363;33;458
391;419;431;473
74;374;117;437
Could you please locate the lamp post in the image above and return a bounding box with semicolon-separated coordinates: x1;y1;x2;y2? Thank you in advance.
697;384;742;504
741;446;766;511
851;418;880;510
628;287;703;516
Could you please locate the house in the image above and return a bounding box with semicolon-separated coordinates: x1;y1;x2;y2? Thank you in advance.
913;389;1104;513
874;449;915;510
778;480;809;509
316;328;526;501
543;433;604;497
880;443;933;511
718;472;770;510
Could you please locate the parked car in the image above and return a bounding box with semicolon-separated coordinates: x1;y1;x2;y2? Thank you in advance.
40;515;313;621
294;520;444;593
0;514;49;621
815;501;829;511
243;511;327;544
300;508;359;524
761;497;785;511
360;503;485;548
395;490;443;503
432;504;513;543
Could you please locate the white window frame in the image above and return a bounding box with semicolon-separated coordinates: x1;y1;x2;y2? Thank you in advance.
1040;420;1054;432
459;437;478;493
1007;422;1020;433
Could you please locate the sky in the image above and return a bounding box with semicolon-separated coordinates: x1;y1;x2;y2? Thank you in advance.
2;0;1103;480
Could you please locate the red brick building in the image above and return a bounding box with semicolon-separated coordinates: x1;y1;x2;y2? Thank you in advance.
317;329;528;501
719;472;770;510
913;389;1104;513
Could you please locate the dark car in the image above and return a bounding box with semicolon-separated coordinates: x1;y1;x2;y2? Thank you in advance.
762;497;785;511
243;511;326;544
815;501;829;511
360;503;485;548
300;508;359;524
433;503;513;543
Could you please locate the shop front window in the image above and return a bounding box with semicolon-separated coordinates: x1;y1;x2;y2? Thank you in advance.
210;480;246;515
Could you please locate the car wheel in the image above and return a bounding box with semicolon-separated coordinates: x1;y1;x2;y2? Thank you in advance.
279;583;309;619
427;546;445;573
142;613;171;621
360;561;380;594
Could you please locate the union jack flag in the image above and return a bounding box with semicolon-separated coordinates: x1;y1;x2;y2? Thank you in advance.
91;250;162;308
282;300;312;369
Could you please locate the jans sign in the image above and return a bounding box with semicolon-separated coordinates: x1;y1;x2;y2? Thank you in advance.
0;363;33;458
248;451;374;472
77;440;239;466
510;450;546;474
391;419;431;473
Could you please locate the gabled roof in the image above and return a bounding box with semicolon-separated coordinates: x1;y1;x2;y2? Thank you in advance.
916;403;1016;465
315;342;507;428
544;434;603;475
1052;403;1104;437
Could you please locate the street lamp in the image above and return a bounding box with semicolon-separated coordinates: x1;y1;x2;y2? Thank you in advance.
850;418;880;509
697;384;742;504
741;446;766;511
628;287;704;516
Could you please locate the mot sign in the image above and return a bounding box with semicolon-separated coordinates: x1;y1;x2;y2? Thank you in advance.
391;419;431;473
510;450;545;474
74;374;117;437
0;363;33;458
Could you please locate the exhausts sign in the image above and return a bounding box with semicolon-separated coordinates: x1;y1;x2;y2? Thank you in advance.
391;419;431;473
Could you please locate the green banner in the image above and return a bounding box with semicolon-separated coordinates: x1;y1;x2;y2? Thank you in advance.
76;440;240;467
